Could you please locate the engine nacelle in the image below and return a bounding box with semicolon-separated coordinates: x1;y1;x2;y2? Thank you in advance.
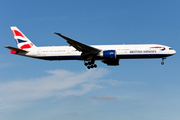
102;59;119;66
103;50;116;59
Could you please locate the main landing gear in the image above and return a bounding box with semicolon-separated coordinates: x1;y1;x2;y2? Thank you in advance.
161;57;166;65
84;60;97;69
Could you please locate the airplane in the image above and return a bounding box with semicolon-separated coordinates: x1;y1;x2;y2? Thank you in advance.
5;26;176;69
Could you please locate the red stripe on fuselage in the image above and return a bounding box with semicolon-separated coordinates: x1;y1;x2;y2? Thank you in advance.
12;30;25;38
150;47;165;48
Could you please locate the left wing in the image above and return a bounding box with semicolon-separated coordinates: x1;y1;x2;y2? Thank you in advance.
54;32;101;54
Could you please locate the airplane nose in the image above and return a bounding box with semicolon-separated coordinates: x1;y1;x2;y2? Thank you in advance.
173;50;176;55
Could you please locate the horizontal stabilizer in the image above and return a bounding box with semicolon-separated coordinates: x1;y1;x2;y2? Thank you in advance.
4;46;28;53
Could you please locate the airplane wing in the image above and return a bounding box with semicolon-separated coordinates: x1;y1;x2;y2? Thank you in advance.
54;32;101;54
4;46;28;53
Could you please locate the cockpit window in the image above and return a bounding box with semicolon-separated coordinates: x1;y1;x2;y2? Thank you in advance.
169;48;173;50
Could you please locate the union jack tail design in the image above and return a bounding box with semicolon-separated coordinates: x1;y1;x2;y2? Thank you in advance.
11;26;36;49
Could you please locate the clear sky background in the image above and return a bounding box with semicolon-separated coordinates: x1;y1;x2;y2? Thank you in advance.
0;0;180;120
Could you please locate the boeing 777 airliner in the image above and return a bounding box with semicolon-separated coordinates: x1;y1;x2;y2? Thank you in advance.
5;26;176;69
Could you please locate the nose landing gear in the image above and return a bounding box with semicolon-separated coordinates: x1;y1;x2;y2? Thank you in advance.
84;60;97;69
161;57;166;65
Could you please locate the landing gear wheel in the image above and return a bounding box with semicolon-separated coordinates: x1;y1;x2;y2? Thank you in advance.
90;65;94;68
85;60;97;69
84;62;88;66
87;66;91;69
94;64;97;68
161;61;164;65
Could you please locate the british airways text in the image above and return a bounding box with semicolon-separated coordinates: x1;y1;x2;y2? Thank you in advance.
130;50;156;53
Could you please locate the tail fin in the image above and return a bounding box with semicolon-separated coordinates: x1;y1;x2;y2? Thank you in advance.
11;26;36;49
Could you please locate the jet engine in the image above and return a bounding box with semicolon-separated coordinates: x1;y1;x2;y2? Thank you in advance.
99;50;119;66
102;59;119;66
103;50;116;59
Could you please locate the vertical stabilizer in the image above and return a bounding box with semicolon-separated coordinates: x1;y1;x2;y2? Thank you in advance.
10;26;36;49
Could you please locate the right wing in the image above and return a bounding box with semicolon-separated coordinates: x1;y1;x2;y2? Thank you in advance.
4;46;28;53
54;32;101;54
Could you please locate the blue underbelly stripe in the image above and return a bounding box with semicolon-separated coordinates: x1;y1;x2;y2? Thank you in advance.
34;54;171;60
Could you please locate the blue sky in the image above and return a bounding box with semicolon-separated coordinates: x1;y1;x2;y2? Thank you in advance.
0;0;180;120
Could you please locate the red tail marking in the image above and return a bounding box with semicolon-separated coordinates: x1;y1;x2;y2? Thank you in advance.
20;43;34;49
12;30;25;38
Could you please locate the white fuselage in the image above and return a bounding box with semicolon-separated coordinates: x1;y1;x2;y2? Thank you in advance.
20;44;176;61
